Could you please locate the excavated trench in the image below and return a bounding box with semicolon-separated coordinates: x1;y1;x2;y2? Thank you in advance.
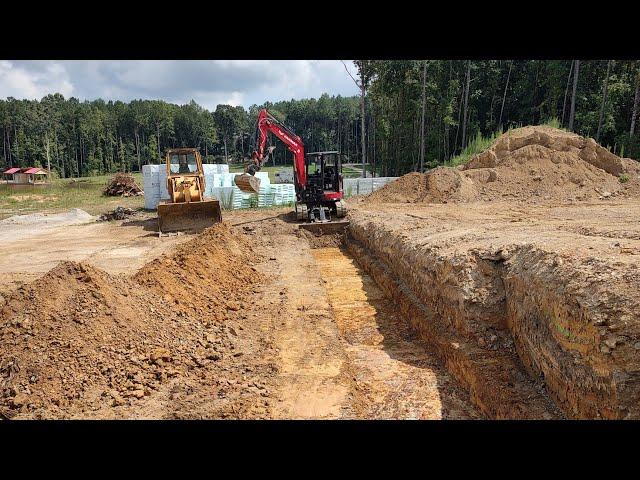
339;215;640;420
310;246;480;419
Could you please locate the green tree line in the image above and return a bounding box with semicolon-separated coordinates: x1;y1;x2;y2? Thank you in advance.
0;93;365;177
366;60;640;175
1;60;638;178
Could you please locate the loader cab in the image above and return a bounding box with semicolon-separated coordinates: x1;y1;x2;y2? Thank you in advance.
305;151;343;197
168;150;199;175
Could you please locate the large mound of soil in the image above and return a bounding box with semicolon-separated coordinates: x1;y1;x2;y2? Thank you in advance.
365;126;640;205
135;223;260;319
0;223;262;419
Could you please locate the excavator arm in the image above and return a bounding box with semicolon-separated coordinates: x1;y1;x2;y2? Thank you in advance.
246;109;307;188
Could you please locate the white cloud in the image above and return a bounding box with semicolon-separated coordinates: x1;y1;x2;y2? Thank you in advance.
1;60;359;109
0;60;74;99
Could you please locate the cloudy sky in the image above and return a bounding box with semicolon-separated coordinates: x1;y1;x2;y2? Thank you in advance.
0;60;360;109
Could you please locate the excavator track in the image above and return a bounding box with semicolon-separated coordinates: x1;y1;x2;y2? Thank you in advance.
295;202;308;221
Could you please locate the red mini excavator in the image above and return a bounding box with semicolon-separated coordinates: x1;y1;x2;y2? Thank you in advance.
234;109;348;232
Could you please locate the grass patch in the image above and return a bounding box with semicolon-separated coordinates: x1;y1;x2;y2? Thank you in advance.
448;130;501;167
619;173;630;183
0;173;144;220
541;117;563;130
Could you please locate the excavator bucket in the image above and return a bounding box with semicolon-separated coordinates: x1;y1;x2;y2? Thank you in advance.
158;199;222;234
234;173;261;193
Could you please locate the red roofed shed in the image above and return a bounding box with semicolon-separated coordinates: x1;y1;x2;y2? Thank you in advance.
2;167;50;186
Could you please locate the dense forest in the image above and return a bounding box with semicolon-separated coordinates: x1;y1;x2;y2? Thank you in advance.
1;60;639;178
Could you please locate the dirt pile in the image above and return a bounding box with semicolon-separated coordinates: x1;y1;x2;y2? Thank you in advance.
104;173;143;197
0;223;264;419
365;126;640;204
135;224;261;319
98;206;136;221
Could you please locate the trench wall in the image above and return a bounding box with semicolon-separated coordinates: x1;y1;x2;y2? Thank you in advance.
347;219;640;419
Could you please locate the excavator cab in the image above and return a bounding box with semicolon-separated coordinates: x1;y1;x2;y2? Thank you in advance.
305;151;343;197
297;151;348;230
157;148;222;234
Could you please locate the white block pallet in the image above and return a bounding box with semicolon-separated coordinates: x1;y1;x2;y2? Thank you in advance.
144;164;395;210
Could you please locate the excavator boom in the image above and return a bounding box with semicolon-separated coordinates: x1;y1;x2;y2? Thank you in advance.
235;110;306;194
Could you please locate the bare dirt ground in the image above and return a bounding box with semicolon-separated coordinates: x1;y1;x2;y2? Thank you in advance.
312;247;479;419
348;198;640;419
349;126;640;419
2;198;639;419
0;207;480;419
2;127;639;419
0;212;190;301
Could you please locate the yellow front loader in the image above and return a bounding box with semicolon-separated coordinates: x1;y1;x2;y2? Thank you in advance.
157;148;222;234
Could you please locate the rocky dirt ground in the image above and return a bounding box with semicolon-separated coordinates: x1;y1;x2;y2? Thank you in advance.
1;126;639;420
350;126;640;419
347;199;640;418
0;207;482;419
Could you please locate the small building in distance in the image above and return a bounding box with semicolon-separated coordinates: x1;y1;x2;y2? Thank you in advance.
2;167;50;187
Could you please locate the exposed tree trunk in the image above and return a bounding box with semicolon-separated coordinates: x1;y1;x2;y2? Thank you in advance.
372;113;376;177
568;60;580;131
532;61;540;124
156;124;161;158
454;67;465;154
419;60;427;172
562;60;574;127
45;133;51;176
631;68;640;137
134;128;141;171
360;83;366;177
461;61;471;149
498;60;513;131
597;60;612;142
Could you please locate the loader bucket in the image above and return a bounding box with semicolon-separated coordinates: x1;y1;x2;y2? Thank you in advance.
157;199;222;234
234;173;261;193
298;220;350;235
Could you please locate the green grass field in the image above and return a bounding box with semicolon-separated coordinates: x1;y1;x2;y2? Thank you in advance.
0;173;145;220
0;162;378;221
